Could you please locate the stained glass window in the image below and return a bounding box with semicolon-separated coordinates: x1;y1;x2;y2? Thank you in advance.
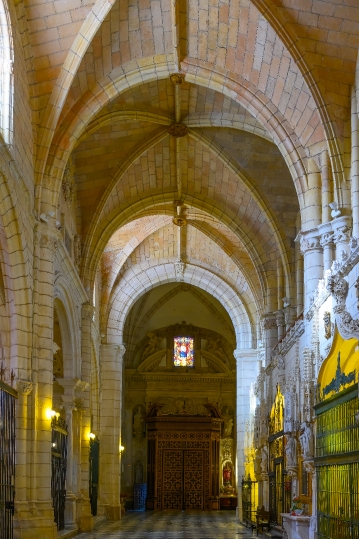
173;336;194;367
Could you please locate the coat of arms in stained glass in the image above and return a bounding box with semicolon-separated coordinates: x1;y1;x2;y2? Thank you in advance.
173;336;194;367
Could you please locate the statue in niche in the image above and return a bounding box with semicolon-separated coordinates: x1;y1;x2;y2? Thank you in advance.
223;464;232;485
142;332;162;359
223;417;234;438
285;433;297;468
133;406;144;441
323;311;331;340
134;461;143;483
299;422;313;458
260;446;268;474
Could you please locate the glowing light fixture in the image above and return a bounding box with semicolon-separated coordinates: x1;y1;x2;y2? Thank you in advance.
89;432;96;440
119;445;125;454
46;409;59;420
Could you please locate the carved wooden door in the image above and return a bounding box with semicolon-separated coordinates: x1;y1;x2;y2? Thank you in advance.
162;449;204;510
163;450;183;509
183;450;204;510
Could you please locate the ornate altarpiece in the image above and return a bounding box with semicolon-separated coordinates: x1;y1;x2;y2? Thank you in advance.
145;403;223;510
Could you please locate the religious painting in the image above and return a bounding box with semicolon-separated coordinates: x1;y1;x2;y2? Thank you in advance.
173;336;194;367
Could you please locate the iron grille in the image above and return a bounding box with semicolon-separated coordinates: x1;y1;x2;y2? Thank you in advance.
89;438;99;516
317;463;359;539
0;381;17;539
241;476;258;526
51;418;67;531
316;395;359;457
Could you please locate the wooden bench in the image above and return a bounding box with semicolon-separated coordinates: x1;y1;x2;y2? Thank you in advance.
255;506;270;536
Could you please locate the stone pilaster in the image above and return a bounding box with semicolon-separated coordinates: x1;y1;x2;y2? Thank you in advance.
14;224;59;539
98;343;125;520
299;231;323;311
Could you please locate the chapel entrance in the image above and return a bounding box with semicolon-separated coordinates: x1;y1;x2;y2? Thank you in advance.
0;381;17;539
145;402;222;511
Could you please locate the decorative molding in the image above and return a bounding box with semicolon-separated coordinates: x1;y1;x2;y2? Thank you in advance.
270;318;304;362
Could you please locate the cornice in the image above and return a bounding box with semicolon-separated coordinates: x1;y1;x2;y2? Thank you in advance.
125;372;235;384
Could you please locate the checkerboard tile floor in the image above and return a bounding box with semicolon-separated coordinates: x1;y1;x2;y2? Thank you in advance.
76;511;256;538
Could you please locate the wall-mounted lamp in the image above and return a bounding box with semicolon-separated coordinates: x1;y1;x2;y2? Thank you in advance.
119;445;125;454
89;432;96;440
46;409;59;420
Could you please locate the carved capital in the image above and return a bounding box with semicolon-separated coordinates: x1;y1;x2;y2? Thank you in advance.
17;379;33;396
299;235;321;255
82;303;95;320
333;224;351;245
263;314;277;330
320;231;334;247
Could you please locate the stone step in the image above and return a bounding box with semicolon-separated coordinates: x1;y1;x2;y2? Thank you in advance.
93;515;106;529
57;527;79;539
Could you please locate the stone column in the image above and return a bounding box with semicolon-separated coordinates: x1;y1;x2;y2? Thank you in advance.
76;304;96;531
319;223;334;272
299;232;323;311
262;314;277;366
57;379;82;528
13;225;59;539
274;310;285;341
98;343;125;520
235;349;258;522
332;216;352;259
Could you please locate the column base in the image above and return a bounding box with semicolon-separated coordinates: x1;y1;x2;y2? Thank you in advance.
104;504;122;520
65;492;77;527
76;497;93;531
13;501;57;539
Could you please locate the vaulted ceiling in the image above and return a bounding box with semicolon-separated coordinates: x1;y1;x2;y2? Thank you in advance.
16;0;359;348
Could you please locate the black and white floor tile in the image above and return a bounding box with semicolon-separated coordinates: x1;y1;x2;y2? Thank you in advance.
76;511;257;538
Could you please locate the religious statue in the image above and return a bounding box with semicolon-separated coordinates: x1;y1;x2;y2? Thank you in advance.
133;406;144;441
142;332;162;359
285;433;297;467
260;446;268;474
223;464;232;485
299;422;313;458
223;417;234;438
